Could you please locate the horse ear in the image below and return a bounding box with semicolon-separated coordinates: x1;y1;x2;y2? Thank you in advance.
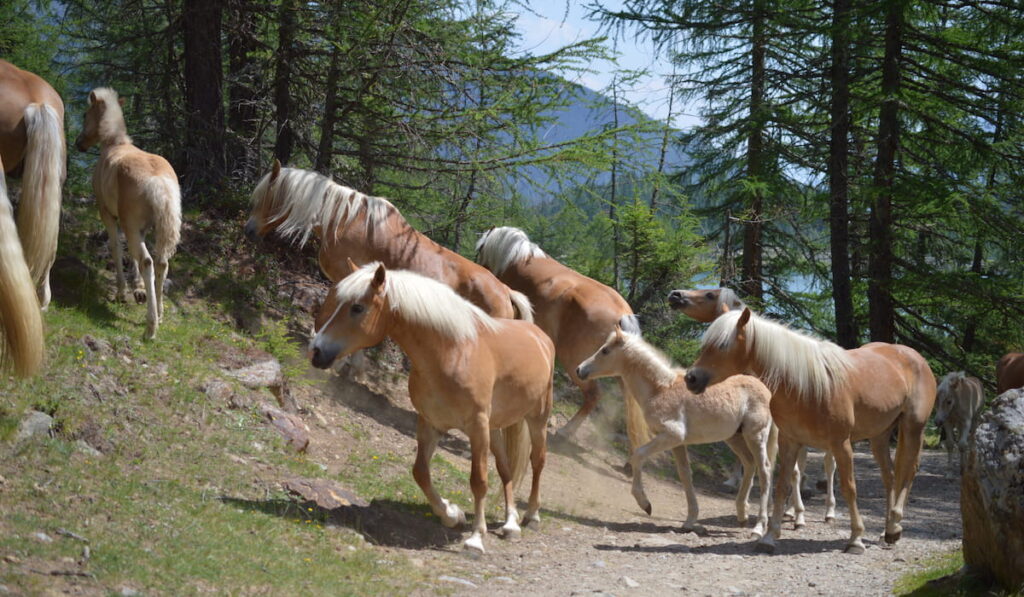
88;90;97;104
614;324;624;340
372;264;386;290
118;96;125;107
271;159;281;181
721;303;731;313
738;307;752;329
346;257;359;273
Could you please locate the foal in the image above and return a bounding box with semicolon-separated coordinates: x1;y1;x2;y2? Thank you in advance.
76;88;181;339
578;327;772;538
934;371;984;468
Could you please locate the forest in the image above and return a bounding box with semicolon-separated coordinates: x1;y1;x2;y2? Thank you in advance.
3;0;1023;385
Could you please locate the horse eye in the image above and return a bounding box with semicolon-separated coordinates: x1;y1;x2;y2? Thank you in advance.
705;292;715;299
350;304;364;315
601;347;609;355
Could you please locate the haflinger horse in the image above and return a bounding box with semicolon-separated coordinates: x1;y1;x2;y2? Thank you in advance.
934;371;984;468
244;162;532;321
309;260;554;555
0;154;44;376
75;88;182;340
684;308;936;554
475;226;650;451
668;287;836;524
577;327;772;538
0;59;66;309
996;352;1024;394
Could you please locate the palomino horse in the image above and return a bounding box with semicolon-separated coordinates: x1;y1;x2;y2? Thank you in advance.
309;260;554;554
0;155;44;376
244;162;531;320
0;60;66;309
668;287;836;524
934;371;984;468
577;327;772;538
475;226;650;450
684;308;936;554
996;353;1024;394
75;88;181;339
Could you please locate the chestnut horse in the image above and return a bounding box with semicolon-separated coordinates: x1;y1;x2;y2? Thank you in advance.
309;261;554;554
668;287;836;524
996;353;1024;394
75;88;182;339
684;308;936;554
578;327;772;539
475;226;650;450
0;60;66;309
244;162;531;321
0;155;44;376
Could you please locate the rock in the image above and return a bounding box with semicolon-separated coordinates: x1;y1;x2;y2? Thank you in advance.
261;404;309;452
118;587;141;596
592;559;607;569
438;576;478;589
621;575;640;588
281;478;369;509
75;440;103;458
202;379;234;403
225;360;297;412
33;532;53;543
81;334;112;355
962;388;1024;591
492;576;515;584
16;411;53;442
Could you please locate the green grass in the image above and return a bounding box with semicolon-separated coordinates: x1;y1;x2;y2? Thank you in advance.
893;549;1018;597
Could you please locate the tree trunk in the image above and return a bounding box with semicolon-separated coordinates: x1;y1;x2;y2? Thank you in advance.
314;49;343;174
274;0;297;164
741;0;766;302
182;0;226;197
609;77;621;289
829;0;857;348
868;0;903;344
226;0;259;180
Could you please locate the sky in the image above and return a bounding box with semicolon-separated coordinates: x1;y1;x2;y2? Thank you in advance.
510;1;703;130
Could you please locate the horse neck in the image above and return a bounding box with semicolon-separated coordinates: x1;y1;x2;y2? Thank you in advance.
618;351;677;407
382;311;467;371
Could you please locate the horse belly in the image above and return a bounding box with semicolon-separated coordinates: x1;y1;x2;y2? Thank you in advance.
680;414;744;445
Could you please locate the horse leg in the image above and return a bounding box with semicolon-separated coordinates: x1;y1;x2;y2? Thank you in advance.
99;209;128;302
869;431;896;541
154;257;168;322
665;444;708;535
832;438;865;554
629;430;681;518
464;418;491;555
411;417;466;529
757;436;800;554
785;448;807;529
723;461;742;491
885;418;927;546
941;421;955;469
124;228;158;339
558;377;599;440
523;413;548;528
489;429;520;540
824;451;837;523
738;425;772;539
723;435;755;530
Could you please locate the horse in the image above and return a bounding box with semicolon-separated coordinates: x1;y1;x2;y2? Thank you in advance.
75;88;181;340
996;353;1024;394
0;154;44;376
577;327;772;538
934;371;984;468
0;59;66;309
684;308;936;554
244;162;531;321
475;226;650;451
668;287;836;524
309;260;554;554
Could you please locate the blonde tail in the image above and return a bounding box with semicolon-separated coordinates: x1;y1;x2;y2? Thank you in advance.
17;103;65;303
0;163;44;376
502;419;531;490
621;378;652;451
509;289;533;323
147;176;182;262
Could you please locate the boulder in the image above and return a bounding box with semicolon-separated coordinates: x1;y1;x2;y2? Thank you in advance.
261;404;309;452
961;388;1024;591
15;411;53;442
224;359;297;412
282;478;368;509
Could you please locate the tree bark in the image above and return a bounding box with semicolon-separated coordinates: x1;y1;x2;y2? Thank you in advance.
741;0;766;302
868;0;904;344
314;49;343;174
829;0;857;348
274;0;297;164
226;0;259;180
182;0;226;196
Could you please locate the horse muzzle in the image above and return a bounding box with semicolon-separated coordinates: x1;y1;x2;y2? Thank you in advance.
310;345;339;369
576;363;591;381
667;290;689;309
684;368;710;394
243;219;260;242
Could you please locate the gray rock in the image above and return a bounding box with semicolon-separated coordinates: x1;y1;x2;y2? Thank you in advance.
438;575;478;589
81;334;112;355
33;532;53;543
201;379;235;402
226;360;282;391
962;388;1024;591
16;411;53;442
75;440;103;458
620;575;640;588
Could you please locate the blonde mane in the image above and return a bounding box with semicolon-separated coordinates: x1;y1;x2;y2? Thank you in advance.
702;310;852;401
333;263;499;341
618;332;680;390
90;87;130;144
251;167;398;247
475;226;547;275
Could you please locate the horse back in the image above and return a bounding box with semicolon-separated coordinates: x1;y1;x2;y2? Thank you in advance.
847;343;937;423
481;320;554;427
996;352;1024;394
0;60;64;174
96;144;176;220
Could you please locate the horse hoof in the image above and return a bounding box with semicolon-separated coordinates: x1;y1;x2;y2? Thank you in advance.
463;535;485;556
755;541;776;554
683;524;708;537
794;521;806;531
501;525;521;541
883;531;902;545
133;290;147;304
522;513;541;529
844;543;865;555
622;462;633;476
825;516;836;525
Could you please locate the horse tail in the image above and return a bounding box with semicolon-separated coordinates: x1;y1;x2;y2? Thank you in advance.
509;289;533;323
502;419;531;490
147;175;182;263
0;159;44;376
17;103;65;297
617;314;652;449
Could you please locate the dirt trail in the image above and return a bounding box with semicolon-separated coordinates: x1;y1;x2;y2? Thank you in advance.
302;369;962;596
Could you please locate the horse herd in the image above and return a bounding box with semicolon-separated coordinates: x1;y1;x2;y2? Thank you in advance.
3;61;1024;558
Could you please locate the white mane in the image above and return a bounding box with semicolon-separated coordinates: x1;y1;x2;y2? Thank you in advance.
475;226;547;275
937;371;966;395
90;87;130;144
333;263;499;341
618;332;679;389
251;167;397;247
702;310;852;402
717;288;745;312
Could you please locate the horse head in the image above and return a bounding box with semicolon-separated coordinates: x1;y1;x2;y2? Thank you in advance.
685;307;753;393
309;259;389;368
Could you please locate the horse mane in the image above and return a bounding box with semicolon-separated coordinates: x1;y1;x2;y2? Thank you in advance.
937;371;966;394
475;226;547;275
334;262;499;341
251;167;398;247
702;310;853;402
717;288;746;312
90;87;130;144
618;332;680;390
